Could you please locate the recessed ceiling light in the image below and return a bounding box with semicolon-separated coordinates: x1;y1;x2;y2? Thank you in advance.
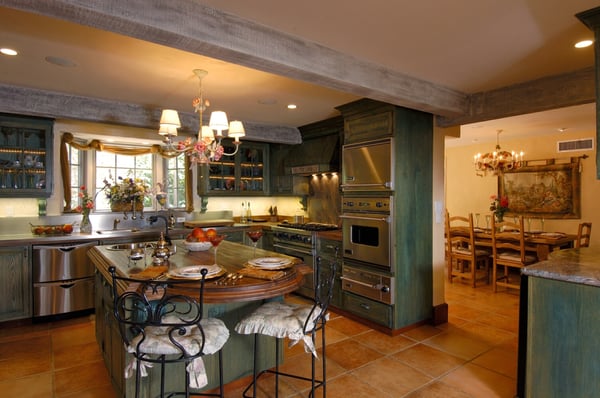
45;55;77;67
0;48;18;56
287;104;297;110
558;127;568;133
575;40;593;48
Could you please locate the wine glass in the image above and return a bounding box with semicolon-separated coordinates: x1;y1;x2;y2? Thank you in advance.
246;230;263;259
208;234;226;266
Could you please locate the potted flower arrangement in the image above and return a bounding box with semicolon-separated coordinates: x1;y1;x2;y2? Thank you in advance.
490;194;509;222
104;174;150;212
75;185;94;233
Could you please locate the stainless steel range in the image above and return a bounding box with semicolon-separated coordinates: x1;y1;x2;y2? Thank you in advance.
271;222;339;298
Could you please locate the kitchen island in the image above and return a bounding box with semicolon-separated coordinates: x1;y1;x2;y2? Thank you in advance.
517;247;600;397
90;239;308;397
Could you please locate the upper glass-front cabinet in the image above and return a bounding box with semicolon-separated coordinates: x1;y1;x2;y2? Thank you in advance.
198;141;269;195
0;114;53;198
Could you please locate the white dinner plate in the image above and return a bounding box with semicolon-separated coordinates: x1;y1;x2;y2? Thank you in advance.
247;257;292;269
168;265;223;279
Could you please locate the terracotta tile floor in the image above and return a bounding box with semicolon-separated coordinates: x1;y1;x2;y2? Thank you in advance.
0;280;520;397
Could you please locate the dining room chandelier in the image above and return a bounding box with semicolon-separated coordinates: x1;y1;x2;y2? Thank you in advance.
473;130;523;176
158;68;245;161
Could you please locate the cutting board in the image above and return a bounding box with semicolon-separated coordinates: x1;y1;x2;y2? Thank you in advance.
184;219;235;228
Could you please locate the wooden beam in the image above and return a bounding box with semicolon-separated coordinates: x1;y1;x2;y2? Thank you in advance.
577;6;600;180
0;84;302;144
2;0;467;118
436;67;595;127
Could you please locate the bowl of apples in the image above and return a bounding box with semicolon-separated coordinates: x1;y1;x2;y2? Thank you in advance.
183;227;213;251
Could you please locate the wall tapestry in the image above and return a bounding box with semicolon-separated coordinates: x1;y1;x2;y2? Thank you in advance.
498;158;582;219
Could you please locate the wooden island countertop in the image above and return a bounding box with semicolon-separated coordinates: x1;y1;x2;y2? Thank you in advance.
89;239;310;303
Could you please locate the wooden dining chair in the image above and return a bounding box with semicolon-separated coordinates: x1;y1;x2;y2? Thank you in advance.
445;211;490;287
576;222;592;248
491;216;538;292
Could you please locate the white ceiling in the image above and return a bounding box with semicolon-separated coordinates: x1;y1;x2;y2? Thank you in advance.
0;1;597;145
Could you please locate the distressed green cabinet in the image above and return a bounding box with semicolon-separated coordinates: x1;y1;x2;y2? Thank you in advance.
520;274;600;397
0;246;31;321
0;114;53;198
198;141;269;195
336;99;433;330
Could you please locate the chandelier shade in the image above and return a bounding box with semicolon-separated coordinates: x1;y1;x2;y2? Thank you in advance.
474;130;523;176
157;69;243;162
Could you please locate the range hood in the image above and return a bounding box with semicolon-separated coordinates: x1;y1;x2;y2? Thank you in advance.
288;133;340;176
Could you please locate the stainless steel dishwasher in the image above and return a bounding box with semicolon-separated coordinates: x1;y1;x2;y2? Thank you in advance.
32;241;97;318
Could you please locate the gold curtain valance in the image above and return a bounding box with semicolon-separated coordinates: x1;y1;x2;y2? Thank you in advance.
61;132;193;212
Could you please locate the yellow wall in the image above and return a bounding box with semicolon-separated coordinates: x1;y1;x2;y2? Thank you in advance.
446;129;599;247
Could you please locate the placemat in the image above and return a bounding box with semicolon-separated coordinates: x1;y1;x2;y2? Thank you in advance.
238;267;286;280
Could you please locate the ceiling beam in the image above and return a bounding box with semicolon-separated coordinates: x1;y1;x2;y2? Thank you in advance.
0;84;302;144
2;0;468;118
437;67;595;127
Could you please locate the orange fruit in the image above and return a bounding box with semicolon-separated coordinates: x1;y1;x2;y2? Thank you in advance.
192;227;206;239
205;228;217;239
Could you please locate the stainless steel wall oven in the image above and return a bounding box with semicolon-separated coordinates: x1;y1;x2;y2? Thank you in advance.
341;138;394;192
340;196;392;269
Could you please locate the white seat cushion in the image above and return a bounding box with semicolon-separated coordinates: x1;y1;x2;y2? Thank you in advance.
125;317;229;388
235;301;326;356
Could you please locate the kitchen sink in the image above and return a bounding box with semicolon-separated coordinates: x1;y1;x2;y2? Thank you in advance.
96;228;142;234
107;242;155;251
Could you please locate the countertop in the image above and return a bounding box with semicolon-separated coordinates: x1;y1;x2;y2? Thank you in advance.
90;239;309;303
522;247;600;287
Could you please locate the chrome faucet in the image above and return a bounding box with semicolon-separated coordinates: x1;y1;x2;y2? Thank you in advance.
131;199;137;220
112;218;120;230
148;215;171;245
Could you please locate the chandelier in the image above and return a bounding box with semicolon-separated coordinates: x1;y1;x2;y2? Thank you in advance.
158;69;244;161
474;130;523;176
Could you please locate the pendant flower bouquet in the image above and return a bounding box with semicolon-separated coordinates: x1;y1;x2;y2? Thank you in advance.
490;194;509;221
103;173;150;208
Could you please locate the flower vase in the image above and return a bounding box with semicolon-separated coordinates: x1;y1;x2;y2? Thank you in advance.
80;213;92;234
495;213;503;223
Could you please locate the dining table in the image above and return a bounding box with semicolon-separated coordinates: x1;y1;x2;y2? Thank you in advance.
471;228;577;261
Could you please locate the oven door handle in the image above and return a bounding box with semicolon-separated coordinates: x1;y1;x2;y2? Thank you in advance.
340;182;393;189
272;244;313;256
339;214;391;223
340;276;390;293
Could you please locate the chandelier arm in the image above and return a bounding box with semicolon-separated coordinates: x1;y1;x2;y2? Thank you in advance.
222;142;241;157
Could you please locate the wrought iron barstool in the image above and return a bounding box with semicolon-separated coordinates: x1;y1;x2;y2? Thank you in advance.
109;266;229;398
234;253;338;397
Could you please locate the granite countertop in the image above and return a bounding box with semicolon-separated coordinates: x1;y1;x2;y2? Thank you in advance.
522;247;600;287
0;222;279;247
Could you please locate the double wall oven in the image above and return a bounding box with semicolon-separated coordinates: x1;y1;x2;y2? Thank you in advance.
340;137;395;305
271;222;338;298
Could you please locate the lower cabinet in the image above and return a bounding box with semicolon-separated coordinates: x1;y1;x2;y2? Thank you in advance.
0;246;31;321
95;270;125;395
342;291;393;328
521;275;600;397
316;238;342;309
